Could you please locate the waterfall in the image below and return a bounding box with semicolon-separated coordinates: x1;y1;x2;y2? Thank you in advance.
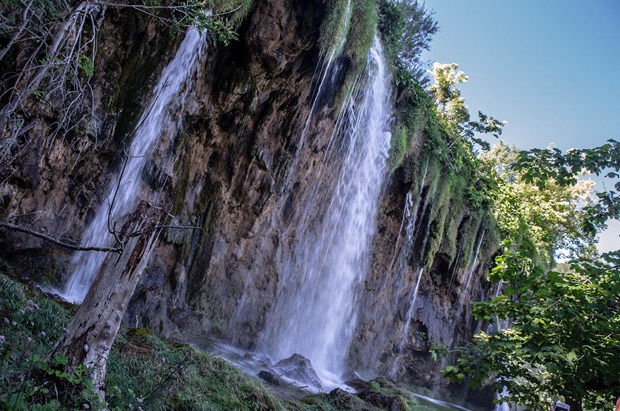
260;35;391;385
387;159;429;274
398;267;424;351
393;196;433;364
462;230;486;300
296;0;352;150
456;229;486;321
61;29;205;303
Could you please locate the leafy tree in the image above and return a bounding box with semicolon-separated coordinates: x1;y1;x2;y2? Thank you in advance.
481;143;597;265
378;0;438;85
428;62;505;149
434;140;620;411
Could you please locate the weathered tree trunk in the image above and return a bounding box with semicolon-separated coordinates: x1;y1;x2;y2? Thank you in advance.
50;201;164;394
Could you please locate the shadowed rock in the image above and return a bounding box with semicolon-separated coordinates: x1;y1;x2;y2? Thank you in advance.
273;353;322;390
258;370;284;386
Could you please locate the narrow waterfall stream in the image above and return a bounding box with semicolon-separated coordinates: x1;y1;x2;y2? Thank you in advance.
454;229;486;322
398;267;424;351
388;159;429;276
61;29;205;302
260;35;392;387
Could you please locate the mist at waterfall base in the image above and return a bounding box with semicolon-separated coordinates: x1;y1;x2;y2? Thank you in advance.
59;29;205;303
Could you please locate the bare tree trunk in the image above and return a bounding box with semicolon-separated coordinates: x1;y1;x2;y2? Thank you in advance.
50;201;164;394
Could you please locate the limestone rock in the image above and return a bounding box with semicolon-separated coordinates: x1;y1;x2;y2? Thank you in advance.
273;353;322;390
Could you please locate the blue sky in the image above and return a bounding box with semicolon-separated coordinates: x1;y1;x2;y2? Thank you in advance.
420;0;619;251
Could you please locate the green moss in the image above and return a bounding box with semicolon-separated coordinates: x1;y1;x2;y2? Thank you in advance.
210;0;254;24
439;184;465;262
320;0;353;54
344;0;377;68
322;0;379;109
108;328;283;411
389;125;408;170
423;179;453;267
460;214;484;268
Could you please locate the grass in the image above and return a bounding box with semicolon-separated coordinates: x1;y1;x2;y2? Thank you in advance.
0;270;472;410
319;0;352;54
107;328;283;410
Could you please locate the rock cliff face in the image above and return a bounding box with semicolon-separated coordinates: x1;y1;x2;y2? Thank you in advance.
0;4;181;281
0;0;498;395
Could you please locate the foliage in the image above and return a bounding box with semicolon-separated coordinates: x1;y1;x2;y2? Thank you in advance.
437;249;620;410
428;62;505;150
0;273;101;410
513;139;620;235
434;141;620;411
481;143;597;265
378;0;438;85
387;57;504;218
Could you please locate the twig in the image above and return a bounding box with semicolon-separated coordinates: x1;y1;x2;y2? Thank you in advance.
157;224;202;230
0;221;122;252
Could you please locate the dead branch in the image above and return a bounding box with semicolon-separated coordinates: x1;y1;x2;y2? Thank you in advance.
0;221;122;252
0;0;35;61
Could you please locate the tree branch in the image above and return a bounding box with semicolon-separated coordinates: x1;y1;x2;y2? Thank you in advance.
0;221;122;252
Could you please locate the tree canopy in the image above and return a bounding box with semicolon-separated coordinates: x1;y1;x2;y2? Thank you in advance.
434;140;620;411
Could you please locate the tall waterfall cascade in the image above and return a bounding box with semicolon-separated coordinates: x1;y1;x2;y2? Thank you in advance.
62;29;205;303
259;35;392;386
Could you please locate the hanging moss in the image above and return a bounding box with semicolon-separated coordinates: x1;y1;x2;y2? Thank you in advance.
389;125;408;170
319;0;353;54
344;0;377;68
438;177;466;262
422;179;453;267
210;0;254;23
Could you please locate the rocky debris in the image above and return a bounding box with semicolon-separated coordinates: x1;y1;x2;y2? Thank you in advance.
258;370;284;386
327;388;364;409
243;352;272;369
357;389;402;411
273;353;322;391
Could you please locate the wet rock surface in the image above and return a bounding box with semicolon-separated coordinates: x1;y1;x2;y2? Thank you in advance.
273;353;323;391
258;370;284;386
